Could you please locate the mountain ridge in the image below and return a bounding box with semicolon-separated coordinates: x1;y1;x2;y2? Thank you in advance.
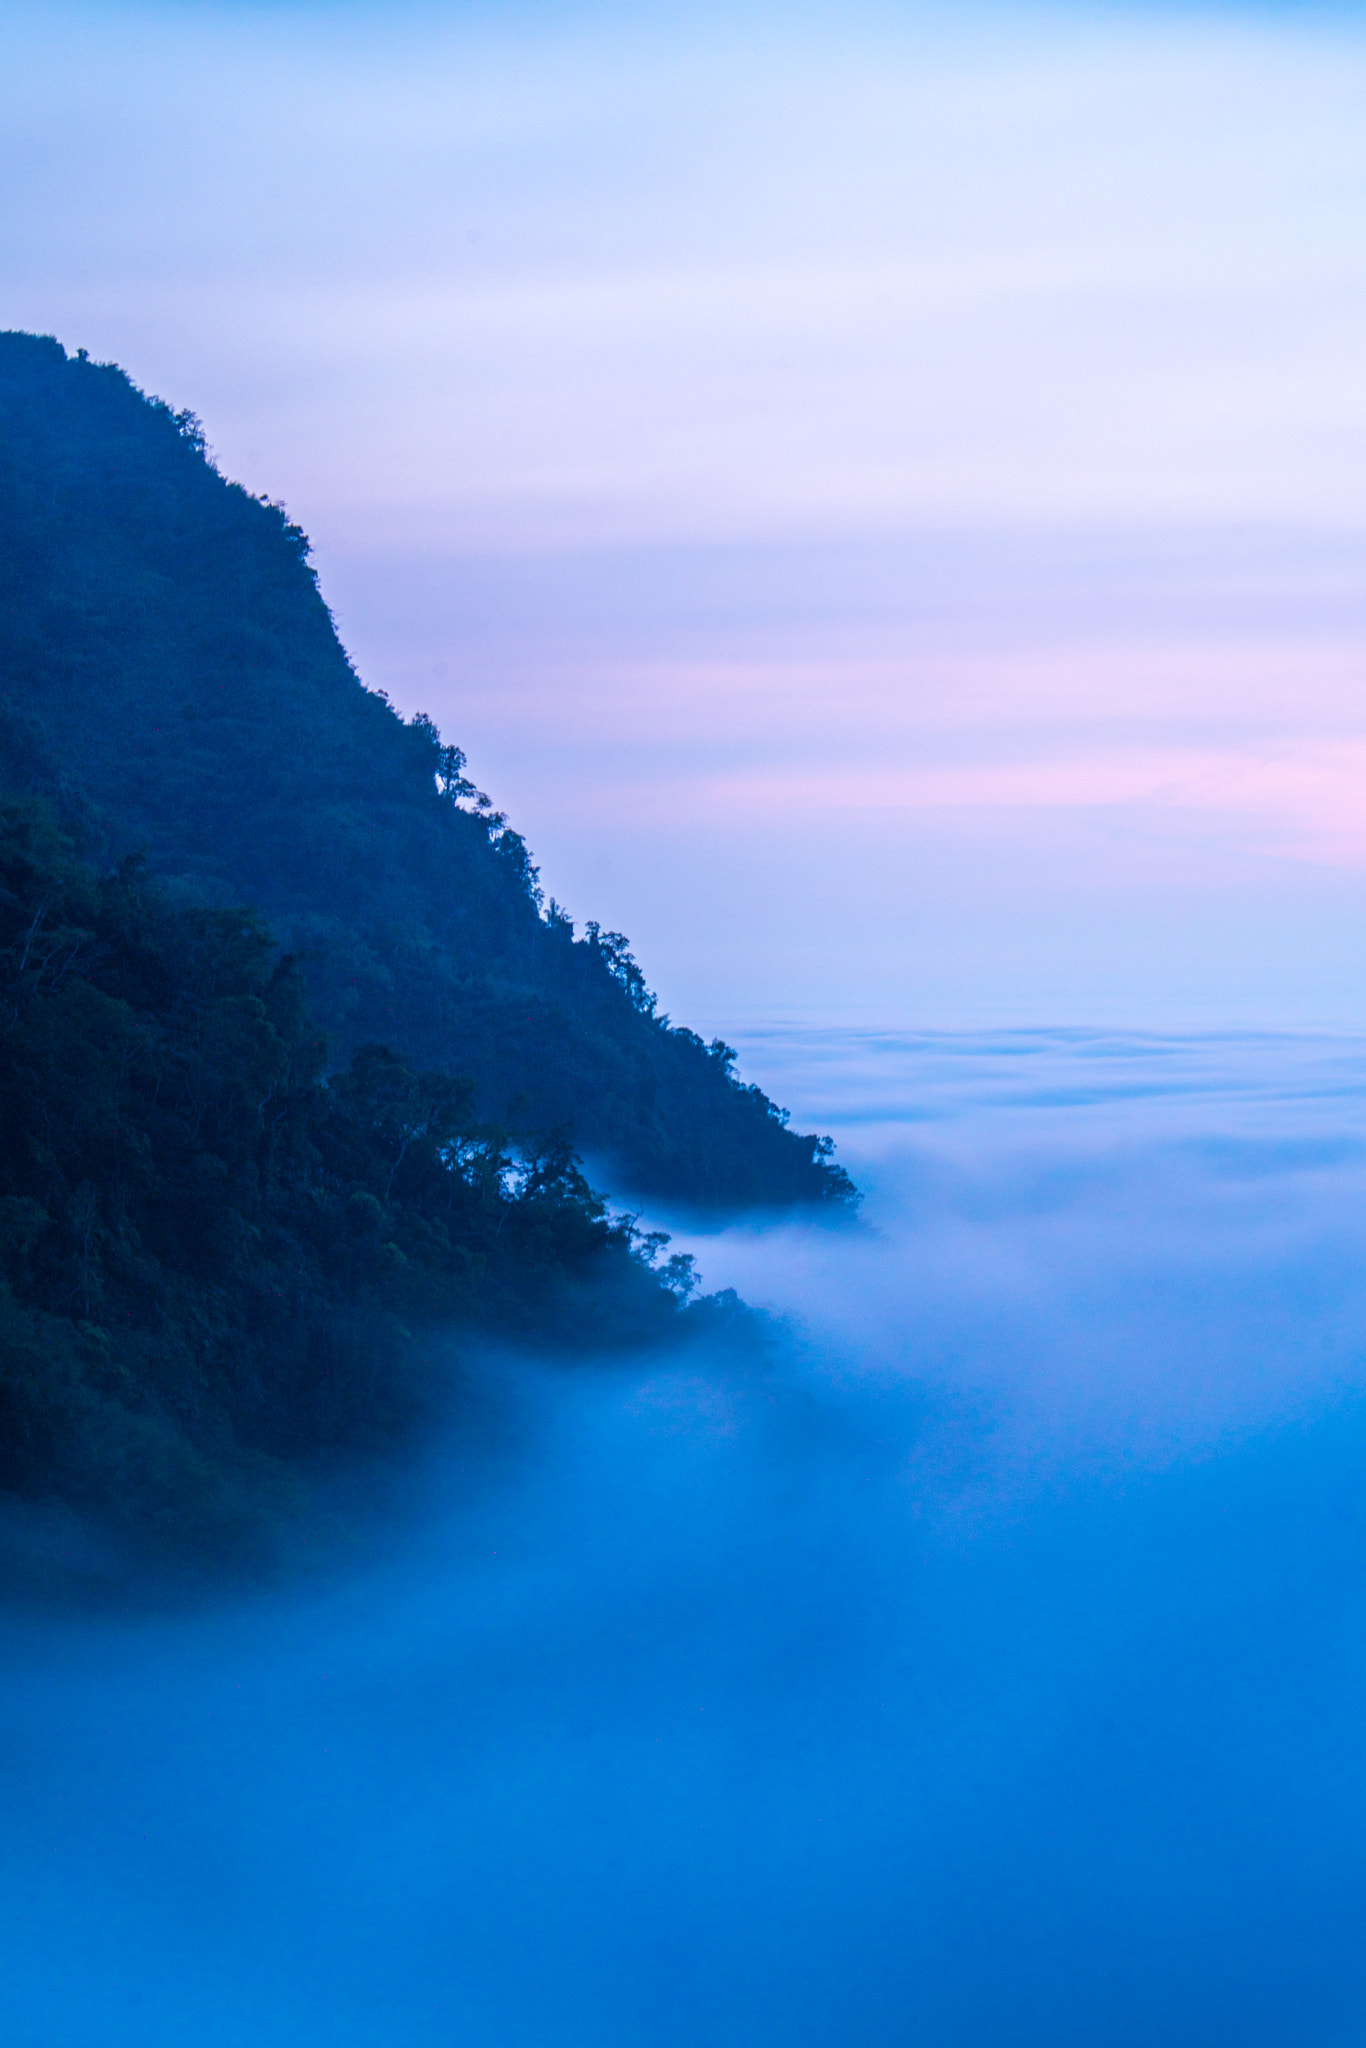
0;329;855;1212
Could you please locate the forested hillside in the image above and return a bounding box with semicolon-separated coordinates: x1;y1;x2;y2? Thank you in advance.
0;798;730;1557
0;331;853;1208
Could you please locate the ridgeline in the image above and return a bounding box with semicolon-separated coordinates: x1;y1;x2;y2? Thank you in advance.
0;331;853;1562
0;331;853;1208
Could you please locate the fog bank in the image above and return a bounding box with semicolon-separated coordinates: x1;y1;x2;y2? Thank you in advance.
5;1031;1366;2044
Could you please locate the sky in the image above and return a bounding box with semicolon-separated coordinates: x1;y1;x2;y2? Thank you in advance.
3;0;1366;1027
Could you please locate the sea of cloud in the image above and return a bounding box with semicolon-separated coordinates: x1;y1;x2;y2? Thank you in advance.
4;1028;1366;2044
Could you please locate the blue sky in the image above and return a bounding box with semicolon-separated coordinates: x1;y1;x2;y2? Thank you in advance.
5;0;1366;1024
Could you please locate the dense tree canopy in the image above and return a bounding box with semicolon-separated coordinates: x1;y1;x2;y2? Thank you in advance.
0;799;726;1557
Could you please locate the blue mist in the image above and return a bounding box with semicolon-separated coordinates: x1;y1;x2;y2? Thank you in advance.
6;1030;1366;2045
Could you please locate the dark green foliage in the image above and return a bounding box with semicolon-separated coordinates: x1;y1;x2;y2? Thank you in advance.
0;798;714;1555
0;330;855;1208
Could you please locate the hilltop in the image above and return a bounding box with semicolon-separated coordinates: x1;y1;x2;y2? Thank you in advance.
0;331;854;1211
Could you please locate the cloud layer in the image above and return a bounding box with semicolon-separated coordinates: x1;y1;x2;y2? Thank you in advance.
6;1030;1366;2043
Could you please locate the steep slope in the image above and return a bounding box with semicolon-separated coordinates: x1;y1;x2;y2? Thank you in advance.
0;332;854;1208
0;797;723;1559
